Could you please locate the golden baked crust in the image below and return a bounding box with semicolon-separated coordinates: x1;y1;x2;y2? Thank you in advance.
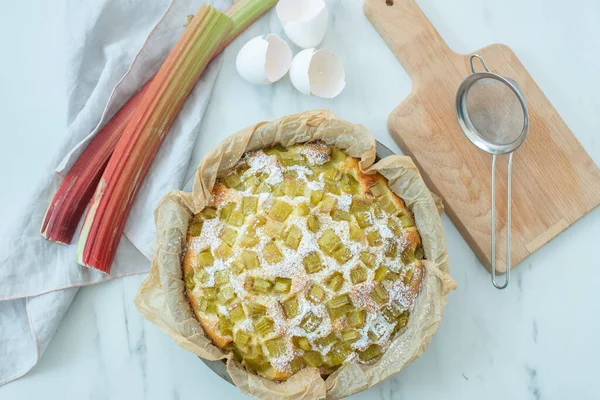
183;142;424;381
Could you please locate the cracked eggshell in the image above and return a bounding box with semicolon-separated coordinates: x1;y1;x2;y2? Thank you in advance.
289;48;346;98
235;34;292;85
276;0;328;49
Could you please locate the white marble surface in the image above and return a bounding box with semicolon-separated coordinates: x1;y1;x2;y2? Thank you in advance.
1;0;599;399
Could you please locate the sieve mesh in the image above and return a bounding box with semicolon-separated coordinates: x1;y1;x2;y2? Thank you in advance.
465;78;525;146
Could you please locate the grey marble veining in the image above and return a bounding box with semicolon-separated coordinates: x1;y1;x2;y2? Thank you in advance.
1;0;599;399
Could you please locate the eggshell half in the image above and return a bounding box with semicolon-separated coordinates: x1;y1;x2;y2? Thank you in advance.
289;48;346;98
276;0;328;49
236;34;292;85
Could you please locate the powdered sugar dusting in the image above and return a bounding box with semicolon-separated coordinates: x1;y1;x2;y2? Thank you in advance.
301;142;330;166
335;194;352;212
186;142;423;377
246;151;283;186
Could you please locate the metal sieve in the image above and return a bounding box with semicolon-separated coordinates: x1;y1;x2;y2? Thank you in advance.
456;54;529;289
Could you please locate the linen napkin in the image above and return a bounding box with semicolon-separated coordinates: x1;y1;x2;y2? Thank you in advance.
0;0;229;385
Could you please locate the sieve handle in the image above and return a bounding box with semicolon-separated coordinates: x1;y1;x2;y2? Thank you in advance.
491;154;512;289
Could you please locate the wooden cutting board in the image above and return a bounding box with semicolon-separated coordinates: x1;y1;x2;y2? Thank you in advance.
365;0;600;273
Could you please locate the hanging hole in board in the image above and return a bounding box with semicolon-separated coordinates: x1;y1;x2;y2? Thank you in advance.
386;0;394;6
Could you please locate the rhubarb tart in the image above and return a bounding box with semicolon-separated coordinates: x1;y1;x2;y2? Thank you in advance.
182;142;424;381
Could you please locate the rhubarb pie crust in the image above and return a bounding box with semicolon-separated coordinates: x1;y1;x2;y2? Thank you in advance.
182;142;424;381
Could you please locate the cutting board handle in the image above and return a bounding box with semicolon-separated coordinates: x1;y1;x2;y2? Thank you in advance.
364;0;458;83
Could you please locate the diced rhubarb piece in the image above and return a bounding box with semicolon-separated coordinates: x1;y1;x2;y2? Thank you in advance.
360;252;376;269
358;344;382;361
217;286;236;304
303;251;323;274
404;268;414;285
326;273;344;292
347;310;366;328
201;207;218;219
331;208;351;222
324;181;341;195
297;202;310;216
265;338;286;357
220;203;236;221
263;219;285;240
240;230;259;248
284;225;303;250
366;230;383;246
371;283;388;305
333;246;352;265
188;214;204;236
303;351;323;368
350;265;367;284
384;240;398;257
374;266;389;281
401;246;416;265
235;330;251;346
251;277;273;294
310;190;324;206
301;312;320;332
248;302;267;316
319;195;337;213
204;287;217;300
185;274;196;291
222;171;242;189
263;242;283;264
292;336;311;351
241;196;258;215
379;194;401;215
215;269;230;285
269;199;293;222
318;229;342;254
229;303;246;322
307;214;321;233
355;211;372;228
197;250;214;268
239;251;260;269
253;316;274;337
341;330;360;343
398;214;415;228
221;226;238;246
349;221;364;242
308;284;326;303
283;297;299;319
350;195;372;214
274;277;292;294
323;167;341;182
327;294;351;310
227;209;245;227
341;174;359;194
315;333;337;348
215;243;234;260
198;298;217;314
324;342;351;368
369;181;387;197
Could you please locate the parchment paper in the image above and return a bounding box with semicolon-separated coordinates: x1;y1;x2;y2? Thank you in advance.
135;110;456;400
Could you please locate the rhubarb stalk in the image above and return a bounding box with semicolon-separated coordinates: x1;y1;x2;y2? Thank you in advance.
41;82;151;243
77;4;232;273
41;0;277;244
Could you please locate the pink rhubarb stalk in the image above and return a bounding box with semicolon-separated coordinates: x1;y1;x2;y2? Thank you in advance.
41;0;277;244
77;4;232;273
